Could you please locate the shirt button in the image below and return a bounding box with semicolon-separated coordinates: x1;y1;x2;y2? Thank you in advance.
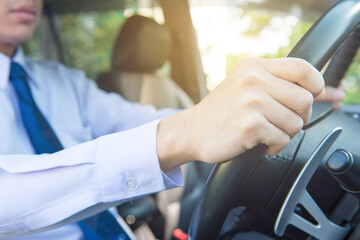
126;174;138;191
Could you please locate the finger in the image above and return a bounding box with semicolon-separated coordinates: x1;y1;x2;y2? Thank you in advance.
261;93;305;138
314;88;326;102
338;80;347;92
254;118;290;155
321;85;346;103
259;71;314;125
259;57;325;99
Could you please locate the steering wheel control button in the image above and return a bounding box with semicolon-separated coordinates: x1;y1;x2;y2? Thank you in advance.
327;149;360;194
125;174;138;191
327;149;352;173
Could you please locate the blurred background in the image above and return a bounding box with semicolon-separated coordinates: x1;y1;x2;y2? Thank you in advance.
24;0;360;103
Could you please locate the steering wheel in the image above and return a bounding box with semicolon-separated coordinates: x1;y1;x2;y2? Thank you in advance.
189;1;360;239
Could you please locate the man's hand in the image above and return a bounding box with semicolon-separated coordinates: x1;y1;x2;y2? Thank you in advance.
157;57;325;172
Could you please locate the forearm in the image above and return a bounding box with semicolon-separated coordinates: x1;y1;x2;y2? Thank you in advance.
0;120;183;237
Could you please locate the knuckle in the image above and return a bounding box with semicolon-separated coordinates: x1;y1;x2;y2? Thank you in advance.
242;119;258;137
242;114;264;138
243;93;264;109
239;70;264;87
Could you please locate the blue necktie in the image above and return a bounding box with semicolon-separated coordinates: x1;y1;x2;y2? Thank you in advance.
10;62;63;154
10;62;131;240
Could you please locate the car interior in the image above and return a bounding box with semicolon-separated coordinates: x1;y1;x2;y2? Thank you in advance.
26;0;360;239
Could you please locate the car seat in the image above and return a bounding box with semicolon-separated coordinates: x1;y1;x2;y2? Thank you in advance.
96;15;213;239
97;15;194;109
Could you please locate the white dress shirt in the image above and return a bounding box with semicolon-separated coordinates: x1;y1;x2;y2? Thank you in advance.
0;48;183;239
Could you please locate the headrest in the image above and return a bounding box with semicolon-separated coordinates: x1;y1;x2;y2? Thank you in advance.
112;15;172;73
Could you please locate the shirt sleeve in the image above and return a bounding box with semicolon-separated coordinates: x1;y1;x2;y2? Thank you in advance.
0;120;183;237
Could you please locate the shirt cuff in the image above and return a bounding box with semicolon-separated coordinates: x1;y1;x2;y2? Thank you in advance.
162;167;184;189
97;119;184;202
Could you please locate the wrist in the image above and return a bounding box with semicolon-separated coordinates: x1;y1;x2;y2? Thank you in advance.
156;109;194;172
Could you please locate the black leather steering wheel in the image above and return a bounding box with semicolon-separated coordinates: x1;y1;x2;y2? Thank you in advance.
189;1;360;239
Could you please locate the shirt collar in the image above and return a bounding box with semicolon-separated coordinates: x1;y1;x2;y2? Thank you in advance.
0;47;38;90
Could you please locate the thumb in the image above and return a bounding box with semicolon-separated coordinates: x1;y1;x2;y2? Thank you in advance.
317;86;346;103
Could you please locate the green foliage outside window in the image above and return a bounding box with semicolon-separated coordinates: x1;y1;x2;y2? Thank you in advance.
57;11;126;79
24;11;126;80
225;9;360;104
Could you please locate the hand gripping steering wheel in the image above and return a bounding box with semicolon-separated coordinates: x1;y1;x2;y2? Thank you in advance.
188;1;360;239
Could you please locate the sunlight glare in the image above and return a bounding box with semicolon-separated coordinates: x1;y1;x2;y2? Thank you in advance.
190;4;299;90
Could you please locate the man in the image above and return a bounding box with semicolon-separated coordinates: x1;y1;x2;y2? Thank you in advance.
0;0;345;239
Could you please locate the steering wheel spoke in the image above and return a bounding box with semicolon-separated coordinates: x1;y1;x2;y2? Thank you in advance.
274;128;351;240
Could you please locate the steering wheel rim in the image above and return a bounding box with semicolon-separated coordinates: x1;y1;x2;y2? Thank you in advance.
188;1;360;239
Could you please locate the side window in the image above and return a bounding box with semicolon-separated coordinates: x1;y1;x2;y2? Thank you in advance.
190;6;313;91
23;11;125;80
56;11;125;80
23;6;166;80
